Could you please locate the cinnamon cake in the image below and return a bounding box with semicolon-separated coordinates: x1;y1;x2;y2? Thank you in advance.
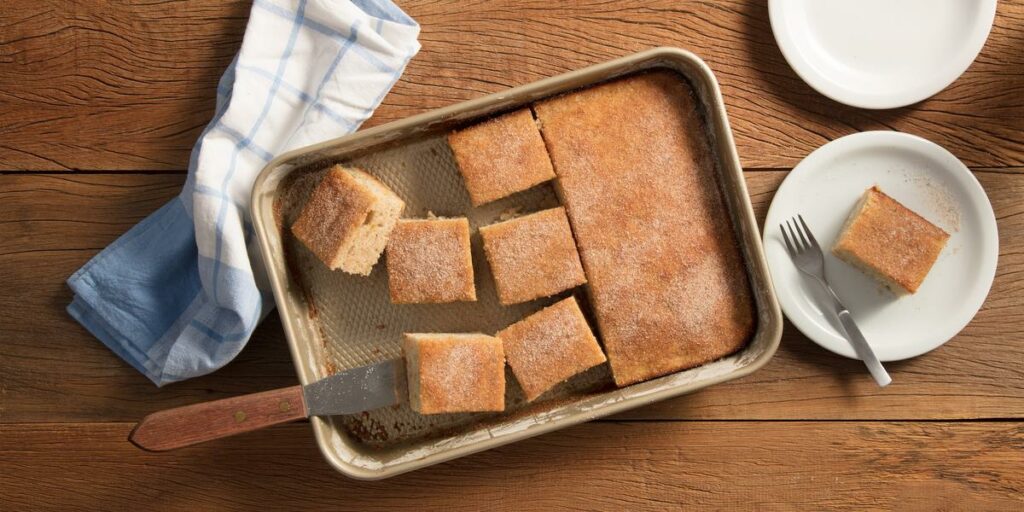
479;206;586;305
533;71;756;386
448;108;556;206
291;165;404;275
386;218;476;304
833;186;949;295
402;333;506;414
497;297;606;401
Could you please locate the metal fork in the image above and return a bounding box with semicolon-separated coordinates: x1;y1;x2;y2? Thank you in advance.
781;215;892;387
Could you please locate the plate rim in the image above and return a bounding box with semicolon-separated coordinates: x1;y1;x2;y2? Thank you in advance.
764;130;999;361
767;0;997;109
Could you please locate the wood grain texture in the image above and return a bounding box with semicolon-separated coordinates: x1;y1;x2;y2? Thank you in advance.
2;172;1020;423
2;422;1022;510
1;1;1022;171
3;2;1022;506
129;385;306;451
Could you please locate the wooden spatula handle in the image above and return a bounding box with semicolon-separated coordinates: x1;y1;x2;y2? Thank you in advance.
130;386;308;451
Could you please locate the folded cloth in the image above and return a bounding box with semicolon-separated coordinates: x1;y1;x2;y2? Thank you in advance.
67;0;420;386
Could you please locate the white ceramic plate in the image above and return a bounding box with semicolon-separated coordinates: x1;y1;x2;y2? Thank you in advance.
764;132;998;361
768;0;997;109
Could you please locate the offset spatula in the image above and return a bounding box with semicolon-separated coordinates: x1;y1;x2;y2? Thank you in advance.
130;359;405;451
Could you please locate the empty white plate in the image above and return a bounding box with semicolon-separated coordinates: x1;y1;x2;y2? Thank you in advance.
769;0;997;109
764;131;998;361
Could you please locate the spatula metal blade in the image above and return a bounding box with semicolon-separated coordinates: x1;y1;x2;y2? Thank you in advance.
302;358;405;416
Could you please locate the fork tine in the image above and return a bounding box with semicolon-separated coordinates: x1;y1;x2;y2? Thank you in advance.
797;215;821;251
786;219;802;252
780;223;796;256
792;217;810;252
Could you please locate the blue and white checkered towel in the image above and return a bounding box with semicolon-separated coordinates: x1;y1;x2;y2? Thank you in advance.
67;0;420;386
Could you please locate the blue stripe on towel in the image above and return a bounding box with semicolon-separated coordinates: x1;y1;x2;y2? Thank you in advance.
210;0;307;304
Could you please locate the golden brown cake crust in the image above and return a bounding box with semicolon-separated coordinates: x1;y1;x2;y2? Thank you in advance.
479;207;587;305
832;186;950;294
533;71;756;387
497;297;606;401
403;333;506;414
291;165;374;269
448;108;556;206
386;218;476;303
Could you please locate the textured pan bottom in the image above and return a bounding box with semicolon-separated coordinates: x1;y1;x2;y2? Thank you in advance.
276;135;615;448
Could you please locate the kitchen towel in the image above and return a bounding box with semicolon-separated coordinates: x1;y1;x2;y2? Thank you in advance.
67;0;420;386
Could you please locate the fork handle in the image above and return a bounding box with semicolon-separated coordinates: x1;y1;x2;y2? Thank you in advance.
837;311;892;387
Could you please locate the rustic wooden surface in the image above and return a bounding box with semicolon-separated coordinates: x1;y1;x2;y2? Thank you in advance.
1;1;1022;510
3;422;1022;510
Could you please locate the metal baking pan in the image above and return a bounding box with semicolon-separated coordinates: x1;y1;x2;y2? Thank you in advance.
251;47;782;480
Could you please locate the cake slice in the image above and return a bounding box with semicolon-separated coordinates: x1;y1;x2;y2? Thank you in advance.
402;333;506;414
448;108;556;206
479;207;587;305
291;165;404;275
496;297;606;402
386;218;476;303
832;186;950;295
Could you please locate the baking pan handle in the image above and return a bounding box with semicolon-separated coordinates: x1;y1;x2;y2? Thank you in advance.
129;386;308;451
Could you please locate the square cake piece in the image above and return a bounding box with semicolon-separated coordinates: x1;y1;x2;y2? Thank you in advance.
402;333;506;414
479;207;587;305
833;186;950;295
447;108;556;206
291;165;405;275
386;218;476;303
497;296;606;402
533;71;756;387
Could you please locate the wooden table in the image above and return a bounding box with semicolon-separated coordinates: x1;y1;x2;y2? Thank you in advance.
2;1;1022;509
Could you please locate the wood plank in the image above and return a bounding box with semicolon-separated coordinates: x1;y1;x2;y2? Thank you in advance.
2;172;1020;423
1;1;1022;171
2;421;1021;510
0;0;249;170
